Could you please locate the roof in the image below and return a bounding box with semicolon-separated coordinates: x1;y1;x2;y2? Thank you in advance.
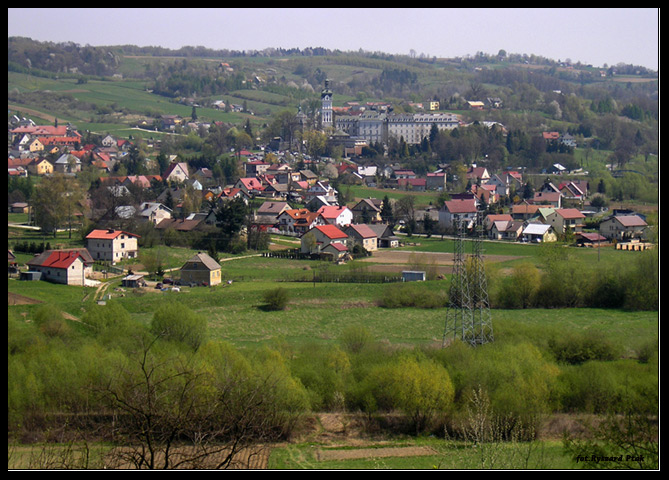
613;215;647;227
346;224;377;238
27;249;91;269
318;205;350;219
522;223;552;235
577;232;607;242
182;252;221;270
86;229;139;240
512;203;540;214
444;199;477;213
313;224;348;239
257;201;289;214
555;208;585;219
324;242;348;252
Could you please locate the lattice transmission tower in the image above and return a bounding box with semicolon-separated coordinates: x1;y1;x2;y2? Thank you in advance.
442;217;494;347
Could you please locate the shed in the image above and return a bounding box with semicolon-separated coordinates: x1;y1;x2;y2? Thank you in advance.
402;270;426;282
20;271;42;281
121;274;146;288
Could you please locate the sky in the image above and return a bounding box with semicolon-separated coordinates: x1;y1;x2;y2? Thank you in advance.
8;8;659;71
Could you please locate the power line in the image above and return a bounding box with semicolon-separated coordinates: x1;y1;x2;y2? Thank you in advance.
442;216;493;347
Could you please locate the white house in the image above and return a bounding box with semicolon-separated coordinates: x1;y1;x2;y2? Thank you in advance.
25;249;93;285
438;199;478;230
85;229;139;264
317;205;353;227
163;162;190;184
138;202;173;225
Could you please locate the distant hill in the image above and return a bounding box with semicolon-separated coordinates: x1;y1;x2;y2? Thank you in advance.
8;36;658;152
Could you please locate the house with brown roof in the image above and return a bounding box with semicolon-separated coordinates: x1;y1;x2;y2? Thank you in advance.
490;220;524;241
179;252;222;286
438;199;478;230
277;208;326;234
28;157;53;175
344;224;378;252
545;208;586;234
351;198;383;223
599;214;648;241
532;191;562;208
163;162;190;184
511;202;540;221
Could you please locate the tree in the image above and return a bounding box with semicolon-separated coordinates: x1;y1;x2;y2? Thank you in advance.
31;174;71;236
215;196;248;252
380;195;394;224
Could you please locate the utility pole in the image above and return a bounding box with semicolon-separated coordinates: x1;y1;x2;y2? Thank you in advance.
442;217;493;347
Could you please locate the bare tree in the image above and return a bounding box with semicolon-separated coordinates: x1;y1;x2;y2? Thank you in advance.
99;336;299;469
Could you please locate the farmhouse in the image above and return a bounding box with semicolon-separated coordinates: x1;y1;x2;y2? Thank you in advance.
179;252;222;286
25;249;94;286
85;229;139;264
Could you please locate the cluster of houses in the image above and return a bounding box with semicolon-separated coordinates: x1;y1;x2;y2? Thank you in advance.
18;228;226;289
9;116;651;289
8;117;143;177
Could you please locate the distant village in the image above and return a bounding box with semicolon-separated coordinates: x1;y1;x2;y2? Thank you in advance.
8;81;651;288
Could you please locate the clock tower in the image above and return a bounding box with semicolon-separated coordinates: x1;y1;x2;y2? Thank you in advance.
320;79;333;129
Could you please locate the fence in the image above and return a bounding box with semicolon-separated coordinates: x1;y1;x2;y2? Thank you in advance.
286;270;403;284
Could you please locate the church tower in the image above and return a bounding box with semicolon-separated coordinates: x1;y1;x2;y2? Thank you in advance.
320;79;333;129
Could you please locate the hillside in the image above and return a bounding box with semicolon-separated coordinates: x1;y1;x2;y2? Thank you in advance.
8;37;659;149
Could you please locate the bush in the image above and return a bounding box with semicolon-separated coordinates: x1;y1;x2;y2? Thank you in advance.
377;283;447;309
548;330;619;365
262;287;289;311
358;352;455;434
150;301;207;350
338;325;374;353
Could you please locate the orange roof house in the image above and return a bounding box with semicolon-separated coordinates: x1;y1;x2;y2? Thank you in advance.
85;229;139;264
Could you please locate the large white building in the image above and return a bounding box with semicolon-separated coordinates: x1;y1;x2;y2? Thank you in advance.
328;93;459;146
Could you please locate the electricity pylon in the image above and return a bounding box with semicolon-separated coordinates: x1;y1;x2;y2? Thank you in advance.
442;217;493;347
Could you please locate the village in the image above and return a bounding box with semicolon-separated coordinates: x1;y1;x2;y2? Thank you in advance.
8;111;651;289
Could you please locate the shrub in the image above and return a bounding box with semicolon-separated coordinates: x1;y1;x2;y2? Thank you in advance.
150;301;207;350
377;283;447;309
338;325;374;353
548;330;619;365
358;352;455;434
262;287;290;311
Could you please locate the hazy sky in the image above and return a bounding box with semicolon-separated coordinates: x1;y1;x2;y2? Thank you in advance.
8;8;659;70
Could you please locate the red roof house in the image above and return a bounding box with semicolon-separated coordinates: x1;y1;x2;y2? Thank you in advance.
26;249;93;285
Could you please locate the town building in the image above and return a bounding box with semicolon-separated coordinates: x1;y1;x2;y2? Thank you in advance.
85;229;139;264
